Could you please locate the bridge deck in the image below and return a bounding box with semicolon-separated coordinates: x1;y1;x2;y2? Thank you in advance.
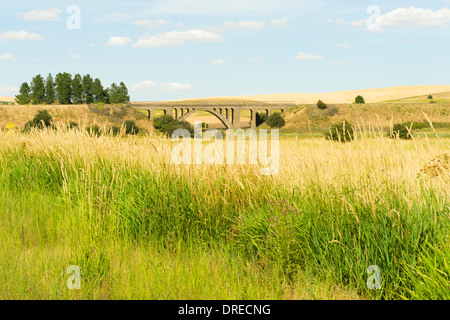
128;101;297;108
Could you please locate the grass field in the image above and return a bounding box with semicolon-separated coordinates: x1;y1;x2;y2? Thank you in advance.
0;122;449;299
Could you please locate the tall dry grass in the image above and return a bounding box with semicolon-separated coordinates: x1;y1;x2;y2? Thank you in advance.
0;123;449;299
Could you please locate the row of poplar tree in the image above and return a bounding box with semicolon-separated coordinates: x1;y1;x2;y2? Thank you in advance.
15;73;130;105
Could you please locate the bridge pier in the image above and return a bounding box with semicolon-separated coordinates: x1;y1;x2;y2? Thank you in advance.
232;108;240;129
147;109;154;121
250;109;256;129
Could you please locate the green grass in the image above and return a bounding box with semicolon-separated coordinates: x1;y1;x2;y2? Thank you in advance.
0;129;449;299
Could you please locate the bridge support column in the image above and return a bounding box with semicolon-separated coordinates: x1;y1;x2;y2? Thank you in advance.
232;108;241;129
266;109;272;119
251;109;257;129
147;109;154;121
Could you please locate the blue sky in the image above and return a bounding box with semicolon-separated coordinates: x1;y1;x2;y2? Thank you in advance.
1;0;450;101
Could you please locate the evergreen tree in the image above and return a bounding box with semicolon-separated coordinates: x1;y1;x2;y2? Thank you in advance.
107;83;120;103
93;78;109;103
82;74;94;103
117;82;130;103
15;82;31;105
45;74;55;104
72;74;83;104
55;72;72;104
30;74;45;104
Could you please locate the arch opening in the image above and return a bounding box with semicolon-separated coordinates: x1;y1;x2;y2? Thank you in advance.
179;108;233;129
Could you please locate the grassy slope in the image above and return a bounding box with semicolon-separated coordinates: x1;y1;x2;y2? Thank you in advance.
282;103;450;131
384;91;450;103
0;104;155;133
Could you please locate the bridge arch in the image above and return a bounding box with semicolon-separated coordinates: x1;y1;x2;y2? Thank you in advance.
179;108;233;129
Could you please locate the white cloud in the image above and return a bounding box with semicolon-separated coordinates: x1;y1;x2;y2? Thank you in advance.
106;36;132;46
162;82;195;91
377;7;450;27
0;30;43;40
0;53;15;61
209;59;225;64
72;54;83;59
270;17;289;27
296;52;323;60
131;80;157;90
248;56;264;62
131;80;194;92
133;19;168;29
19;8;61;21
222;20;267;30
351;7;450;30
132;29;222;48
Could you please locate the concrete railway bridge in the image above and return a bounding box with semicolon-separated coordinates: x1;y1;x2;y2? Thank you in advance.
128;101;297;129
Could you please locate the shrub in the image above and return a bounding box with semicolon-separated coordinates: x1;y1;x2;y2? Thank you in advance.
23;110;53;131
428;95;433;100
390;123;413;140
153;115;178;132
317;100;327;110
266;113;285;128
354;95;365;104
430;100;436;104
123;120;140;135
153;115;194;137
166;120;194;138
256;112;267;126
325;120;355;142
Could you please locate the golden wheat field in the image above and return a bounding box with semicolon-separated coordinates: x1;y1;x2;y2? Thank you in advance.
183;85;450;104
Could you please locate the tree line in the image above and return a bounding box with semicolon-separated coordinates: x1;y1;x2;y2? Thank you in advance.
15;73;130;105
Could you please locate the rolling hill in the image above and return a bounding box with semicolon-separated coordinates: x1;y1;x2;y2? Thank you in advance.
181;85;450;104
